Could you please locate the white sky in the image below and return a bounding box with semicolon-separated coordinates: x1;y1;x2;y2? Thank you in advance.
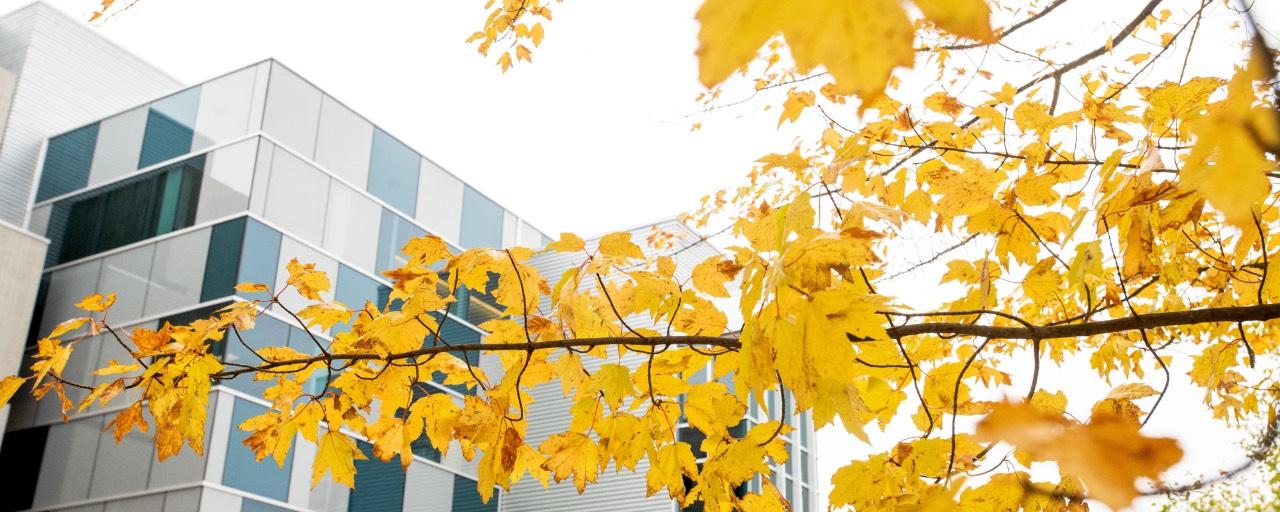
8;0;1279;510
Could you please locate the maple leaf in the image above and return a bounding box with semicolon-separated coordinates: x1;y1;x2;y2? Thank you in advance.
545;232;586;253
597;232;645;260
540;432;600;493
0;375;26;408
286;259;331;301
75;293;116;312
313;430;367;487
976;401;1183;509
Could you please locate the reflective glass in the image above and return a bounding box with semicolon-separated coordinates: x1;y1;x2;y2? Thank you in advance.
48;155;205;265
262;149;329;243
193;66;259;149
501;211;517;248
238;218;281;298
89;413;152;498
139;87;201;168
416;159;463;243
104;495;163;512
376;209;425;275
87;107;147;187
333;264;386;334
367;128;419;214
323;183;380;271
37;261;100;341
460;186;502;249
33;416;102;507
223;399;292;502
314;95;373;188
261;63;321;158
223;314;289;396
145;228;212;317
202;218;246;302
37;123;98;201
98;244;155;323
451;475;497;512
349;441;405;512
195;139;257;224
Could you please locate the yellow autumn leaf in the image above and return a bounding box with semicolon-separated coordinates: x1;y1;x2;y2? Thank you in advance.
93;360;142;376
545;232;586;253
0;375;26;408
75;293;116;312
540;432;600;493
313;430;366;487
47;317;90;339
286;259;331;301
1106;383;1160;401
597;232;644;260
234;282;270;293
690;256;744;298
913;0;995;42
976;401;1183;509
778;89;815;127
297;301;354;331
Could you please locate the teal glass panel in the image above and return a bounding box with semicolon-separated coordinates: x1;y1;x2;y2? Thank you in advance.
349;441;405;512
333;265;381;334
366;128;419;214
223;399;292;502
37;123;99;201
376;209;426;274
139;87;201;168
222;314;289;395
459;186;502;249
47;156;205;265
451;475;498;512
237;219;282;298
202;218;246;302
241;499;292;512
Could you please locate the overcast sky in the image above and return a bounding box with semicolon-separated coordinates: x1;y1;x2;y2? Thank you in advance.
9;0;1279;509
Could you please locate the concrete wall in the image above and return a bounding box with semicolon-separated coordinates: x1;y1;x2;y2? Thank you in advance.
0;219;47;448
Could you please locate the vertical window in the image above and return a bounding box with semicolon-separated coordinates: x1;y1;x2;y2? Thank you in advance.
37;123;99;201
376;209;426;275
367;128;420;215
349;441;405;512
238;219;281;297
99;244;156;323
192;65;259;150
139;87;201;168
195;138;258;224
203;218;247;302
221;315;289;396
144;228;212;317
451;476;498;512
223;399;292;502
460;186;502;249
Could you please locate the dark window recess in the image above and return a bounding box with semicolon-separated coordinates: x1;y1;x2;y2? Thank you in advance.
24;275;50;348
678;427;708;460
37;123;99;202
138;88;200;169
0;426;49;512
349;441;406;512
451;474;499;512
47;155;206;266
203;218;247;302
679;475;705;512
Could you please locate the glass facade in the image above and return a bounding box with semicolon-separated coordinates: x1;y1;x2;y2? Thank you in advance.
223;400;293;502
367;128;420;215
460;185;503;249
37;123;99;201
139;87;201;168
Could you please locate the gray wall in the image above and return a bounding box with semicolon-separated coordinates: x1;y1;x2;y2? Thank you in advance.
0;2;180;225
0;219;46;448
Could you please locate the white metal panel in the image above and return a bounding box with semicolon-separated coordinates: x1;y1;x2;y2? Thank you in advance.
0;3;179;225
415;157;464;243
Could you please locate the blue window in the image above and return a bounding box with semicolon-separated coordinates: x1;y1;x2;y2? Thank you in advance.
349;441;405;512
241;499;292;512
333;265;390;334
139;87;201;168
203;218;247;302
460;186;502;249
376;209;426;275
37;123;99;201
367;128;419;215
452;475;498;512
237;219;282;298
47;155;205;265
223;399;292;502
221;314;290;395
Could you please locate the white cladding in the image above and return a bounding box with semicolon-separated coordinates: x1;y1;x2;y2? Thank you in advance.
0;2;179;225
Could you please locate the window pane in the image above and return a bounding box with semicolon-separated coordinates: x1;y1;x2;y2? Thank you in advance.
238;219;281;297
104;494;164;512
33;417;102;507
223;399;292;502
416;159;463;243
460;186;502;249
195;139;258;224
349;441;405;512
223;314;289;393
139;87;201;168
37;123;99;201
323;183;380;272
90;411;152;498
261;62;320;157
99;244;155;323
145;228;212;317
262;149;329;243
38;261;101;341
376;209;425;275
314;95;373;188
367;128;419;215
87;107;147;187
203;218;247;302
451;476;497;512
193;66;259;149
333;264;381;334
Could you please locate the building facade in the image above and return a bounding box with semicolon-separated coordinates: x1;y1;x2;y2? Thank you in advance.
0;4;817;511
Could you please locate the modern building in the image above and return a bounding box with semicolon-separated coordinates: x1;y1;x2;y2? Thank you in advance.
0;3;816;511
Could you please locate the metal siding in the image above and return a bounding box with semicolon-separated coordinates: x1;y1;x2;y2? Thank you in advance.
0;3;179;225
